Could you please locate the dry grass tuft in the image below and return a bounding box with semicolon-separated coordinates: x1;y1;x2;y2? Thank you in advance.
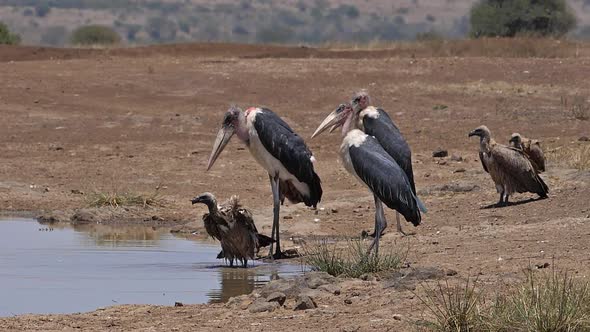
561;95;590;121
86;190;164;208
418;277;483;332
546;145;590;171
484;269;590;332
419;269;590;332
303;239;405;278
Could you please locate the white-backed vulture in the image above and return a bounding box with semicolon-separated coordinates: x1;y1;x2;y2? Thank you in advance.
509;133;546;173
468;126;549;206
191;192;274;267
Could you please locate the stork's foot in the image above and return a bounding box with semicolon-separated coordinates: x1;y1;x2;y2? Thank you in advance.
366;229;386;238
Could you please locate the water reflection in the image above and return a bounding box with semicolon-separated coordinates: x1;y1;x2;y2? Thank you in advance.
207;266;285;304
41;222;163;247
0;219;302;317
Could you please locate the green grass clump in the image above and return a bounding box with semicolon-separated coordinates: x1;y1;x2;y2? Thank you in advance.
86;190;163;208
303;239;404;278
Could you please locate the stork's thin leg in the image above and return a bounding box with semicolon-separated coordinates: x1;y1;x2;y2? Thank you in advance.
395;212;407;236
368;195;387;256
268;173;282;259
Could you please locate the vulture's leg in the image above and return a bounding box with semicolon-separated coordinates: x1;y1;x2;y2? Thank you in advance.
395;212;407;236
268;173;283;259
229;258;234;268
504;194;510;205
497;191;505;207
368;195;387;256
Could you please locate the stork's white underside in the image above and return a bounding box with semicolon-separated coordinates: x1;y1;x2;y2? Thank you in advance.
246;109;311;197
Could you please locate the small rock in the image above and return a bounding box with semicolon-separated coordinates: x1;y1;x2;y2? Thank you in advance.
71;189;84;195
151;215;164;221
294;295;317;311
535;262;550;269
453;168;466;173
432;149;448;158
249;299;279;313
450;154;463;162
331;208;338;213
266;292;286;306
344;299;352;305
44;187;50;192
445;269;458;276
174;302;183;307
393;314;402;321
49;144;64;151
305;272;336;289
579;136;590;142
318;284;341;295
437;160;447;165
283;215;293;220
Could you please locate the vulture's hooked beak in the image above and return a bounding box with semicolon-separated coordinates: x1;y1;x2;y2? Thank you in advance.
468;130;478;138
191;197;202;204
206;125;235;171
311;105;350;139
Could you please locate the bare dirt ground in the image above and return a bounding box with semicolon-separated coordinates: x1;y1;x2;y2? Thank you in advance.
0;42;589;331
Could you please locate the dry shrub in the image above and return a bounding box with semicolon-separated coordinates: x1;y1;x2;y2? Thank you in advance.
324;38;588;58
420;269;590;332
483;270;590;331
418;277;484;332
561;95;589;120
86;190;164;208
546;145;590;171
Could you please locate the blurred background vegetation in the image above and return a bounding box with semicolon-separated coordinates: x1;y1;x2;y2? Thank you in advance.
0;0;590;47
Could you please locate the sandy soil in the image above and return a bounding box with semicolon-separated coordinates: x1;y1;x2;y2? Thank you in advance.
0;43;589;331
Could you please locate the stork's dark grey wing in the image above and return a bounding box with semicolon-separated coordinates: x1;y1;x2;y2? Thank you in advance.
479;152;489;173
349;136;421;226
362;108;416;193
254;108;322;207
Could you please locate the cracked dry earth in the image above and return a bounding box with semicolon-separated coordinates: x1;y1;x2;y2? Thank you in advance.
0;43;589;331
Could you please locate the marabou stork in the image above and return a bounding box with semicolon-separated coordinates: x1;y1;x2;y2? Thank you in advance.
206;106;322;259
312;103;421;254
314;91;426;235
191;192;274;267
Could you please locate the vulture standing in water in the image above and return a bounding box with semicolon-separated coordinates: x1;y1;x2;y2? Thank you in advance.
191;192;274;267
509;133;546;173
468;126;549;206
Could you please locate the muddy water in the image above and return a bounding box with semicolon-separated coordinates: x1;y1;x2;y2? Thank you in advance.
0;219;302;317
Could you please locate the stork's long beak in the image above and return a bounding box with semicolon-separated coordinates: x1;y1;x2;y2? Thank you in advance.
311;108;349;139
206;126;235;171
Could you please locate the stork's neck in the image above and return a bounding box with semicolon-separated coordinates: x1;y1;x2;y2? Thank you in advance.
341;113;355;137
235;111;249;142
479;136;492;153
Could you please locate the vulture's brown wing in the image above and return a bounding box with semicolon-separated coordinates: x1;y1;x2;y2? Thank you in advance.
491;146;548;196
479;152;489;173
202;213;223;241
529;142;546;172
234;208;258;233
